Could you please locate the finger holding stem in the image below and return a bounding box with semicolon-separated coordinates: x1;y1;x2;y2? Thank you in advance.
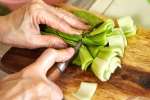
23;47;74;79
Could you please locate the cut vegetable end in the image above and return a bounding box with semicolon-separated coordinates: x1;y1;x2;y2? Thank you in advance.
79;45;93;70
125;30;137;37
73;82;97;100
92;56;121;81
92;46;122;81
81;60;93;71
91;57;108;81
107;28;127;48
117;16;136;37
109;57;121;73
105;57;121;80
107;35;125;49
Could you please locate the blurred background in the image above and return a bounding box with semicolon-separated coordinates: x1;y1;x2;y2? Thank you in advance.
68;0;150;29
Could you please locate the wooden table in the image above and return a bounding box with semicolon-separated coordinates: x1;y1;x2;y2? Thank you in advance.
0;28;150;100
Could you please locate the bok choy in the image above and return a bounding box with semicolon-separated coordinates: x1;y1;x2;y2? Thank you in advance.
40;8;136;82
92;47;121;81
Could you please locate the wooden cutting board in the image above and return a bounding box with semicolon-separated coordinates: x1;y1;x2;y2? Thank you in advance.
0;28;150;100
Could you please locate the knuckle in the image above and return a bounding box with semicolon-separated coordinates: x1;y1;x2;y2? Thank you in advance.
47;48;56;53
28;1;44;14
25;37;37;49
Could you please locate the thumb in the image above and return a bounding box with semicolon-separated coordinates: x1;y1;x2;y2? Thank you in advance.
23;48;74;78
28;35;67;49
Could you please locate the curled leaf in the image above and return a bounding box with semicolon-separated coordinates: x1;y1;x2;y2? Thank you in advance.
73;82;97;100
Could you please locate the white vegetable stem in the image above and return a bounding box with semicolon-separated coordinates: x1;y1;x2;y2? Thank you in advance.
73;82;97;100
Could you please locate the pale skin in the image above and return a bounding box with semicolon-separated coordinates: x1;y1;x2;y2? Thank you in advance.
0;0;88;100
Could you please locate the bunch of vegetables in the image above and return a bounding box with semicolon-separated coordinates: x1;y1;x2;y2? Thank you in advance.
41;9;136;82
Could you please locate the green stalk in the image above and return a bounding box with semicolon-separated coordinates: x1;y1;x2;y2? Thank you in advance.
82;32;107;46
91;57;108;81
72;53;81;66
72;10;103;28
79;45;93;70
97;48;118;60
88;46;103;58
43;26;82;42
41;26;81;46
90;19;114;35
63;39;78;47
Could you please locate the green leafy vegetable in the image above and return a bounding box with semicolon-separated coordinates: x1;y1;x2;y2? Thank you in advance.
40;8;136;82
41;26;81;46
82;32;107;46
88;46;103;58
92;48;121;81
99;46;124;57
97;47;118;60
43;26;82;42
73;10;103;28
72;53;81;66
90;19;114;35
63;39;78;46
73;82;97;100
79;45;93;70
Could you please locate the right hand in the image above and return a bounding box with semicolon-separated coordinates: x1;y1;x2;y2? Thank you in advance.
0;48;74;100
0;0;88;49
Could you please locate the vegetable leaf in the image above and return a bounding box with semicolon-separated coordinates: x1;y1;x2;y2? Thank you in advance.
73;10;103;28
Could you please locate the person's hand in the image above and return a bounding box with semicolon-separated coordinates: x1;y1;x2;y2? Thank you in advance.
0;0;88;49
0;47;74;100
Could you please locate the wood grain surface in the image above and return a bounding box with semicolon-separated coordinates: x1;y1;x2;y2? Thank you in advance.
0;28;150;100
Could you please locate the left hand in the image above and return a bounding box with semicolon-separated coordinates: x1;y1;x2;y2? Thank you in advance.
0;47;74;100
0;0;88;49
